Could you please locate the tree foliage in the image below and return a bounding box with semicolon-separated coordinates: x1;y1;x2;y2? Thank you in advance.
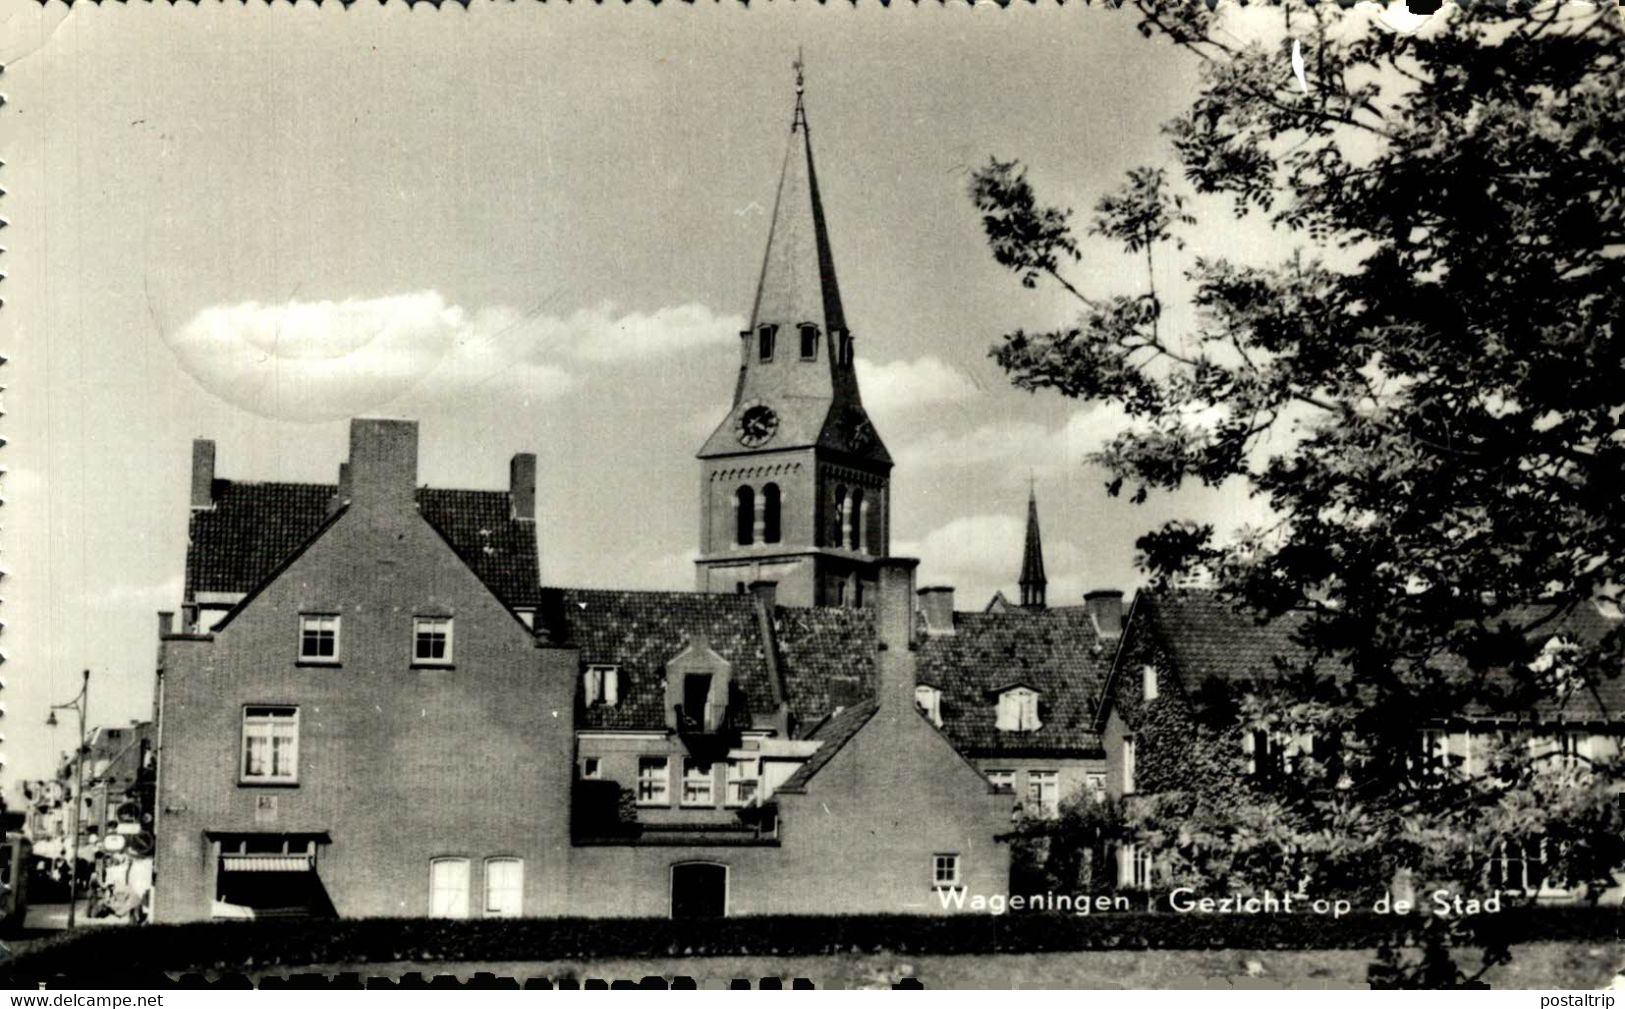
972;2;1625;906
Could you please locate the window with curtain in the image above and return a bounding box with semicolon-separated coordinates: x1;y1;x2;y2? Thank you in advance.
483;857;523;918
241;706;299;783
429;857;470;919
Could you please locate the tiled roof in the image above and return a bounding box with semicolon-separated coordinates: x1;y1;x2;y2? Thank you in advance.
186;481;540;609
187;482;334;599
1140;592;1319;685
1138;590;1625;722
537;588;780;732
917;608;1112;757
418;489;543;608
772;605;877;735
775;699;878;793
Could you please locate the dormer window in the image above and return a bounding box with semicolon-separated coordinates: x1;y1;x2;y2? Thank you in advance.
664;635;732;735
995;687;1041;732
915;685;942;727
799;323;819;360
583;664;620;707
758;324;777;362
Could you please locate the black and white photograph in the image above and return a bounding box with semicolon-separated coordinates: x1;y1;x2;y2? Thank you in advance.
1;0;1622;991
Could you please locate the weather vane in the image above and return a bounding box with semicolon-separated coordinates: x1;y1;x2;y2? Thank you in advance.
792;48;807;131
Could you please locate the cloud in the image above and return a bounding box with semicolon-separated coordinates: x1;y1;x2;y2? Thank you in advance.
897;513;1088;609
855;356;980;418
166;292;741;422
894;405;1137;479
893;400;1238;482
560;303;742;363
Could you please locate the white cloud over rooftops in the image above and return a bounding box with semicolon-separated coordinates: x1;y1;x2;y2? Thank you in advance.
165;292;743;422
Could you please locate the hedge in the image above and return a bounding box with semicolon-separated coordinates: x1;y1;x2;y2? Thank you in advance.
5;908;1620;987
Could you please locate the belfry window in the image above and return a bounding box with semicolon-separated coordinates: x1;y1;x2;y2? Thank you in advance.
799;324;819;360
830;486;846;547
761;483;781;544
848;488;865;550
758;325;777;362
735;485;755;546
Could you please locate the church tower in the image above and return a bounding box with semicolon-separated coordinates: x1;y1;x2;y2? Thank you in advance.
696;63;892;608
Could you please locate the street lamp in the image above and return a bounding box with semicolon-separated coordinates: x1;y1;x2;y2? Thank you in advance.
46;669;90;930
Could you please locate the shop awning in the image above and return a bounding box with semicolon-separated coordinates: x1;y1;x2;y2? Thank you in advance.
220;853;314;873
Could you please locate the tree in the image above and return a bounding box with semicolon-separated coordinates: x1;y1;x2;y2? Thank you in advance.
970;0;1625;922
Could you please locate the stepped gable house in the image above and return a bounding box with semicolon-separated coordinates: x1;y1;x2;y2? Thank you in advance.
153;76;1130;922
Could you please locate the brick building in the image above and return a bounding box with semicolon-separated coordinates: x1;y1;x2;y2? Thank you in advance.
151;79;1120;922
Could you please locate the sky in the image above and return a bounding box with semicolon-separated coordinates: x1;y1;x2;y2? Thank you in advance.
0;2;1413;783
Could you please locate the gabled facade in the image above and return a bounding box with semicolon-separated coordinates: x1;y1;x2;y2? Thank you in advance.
156;419;576;922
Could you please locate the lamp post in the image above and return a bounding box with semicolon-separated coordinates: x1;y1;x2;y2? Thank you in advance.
46;669;90;930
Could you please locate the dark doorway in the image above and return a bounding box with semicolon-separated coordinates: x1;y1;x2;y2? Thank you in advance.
670;862;727;919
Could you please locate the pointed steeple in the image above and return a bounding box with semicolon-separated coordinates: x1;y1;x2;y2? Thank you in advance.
749;53;847;338
1019;483;1047;609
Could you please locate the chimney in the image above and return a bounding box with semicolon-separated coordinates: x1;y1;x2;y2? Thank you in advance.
876;558;921;714
328;462;352;515
190;439;216;509
876;557;920;651
347;418;419;511
1085;589;1125;638
917;586;956;636
510;453;537;521
157;611;174;638
749;580;777;612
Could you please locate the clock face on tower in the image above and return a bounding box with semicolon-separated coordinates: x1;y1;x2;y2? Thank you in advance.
735;401;780;447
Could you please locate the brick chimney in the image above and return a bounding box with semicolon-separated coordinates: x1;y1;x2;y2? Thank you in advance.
876;558;919;651
329;461;352;515
190;439;216;510
875;558;921;713
510;452;536;521
347;418;419;511
749;580;777;612
917;586;956;636
1085;589;1125;638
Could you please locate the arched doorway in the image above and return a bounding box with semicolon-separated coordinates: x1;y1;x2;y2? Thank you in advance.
669;861;728;919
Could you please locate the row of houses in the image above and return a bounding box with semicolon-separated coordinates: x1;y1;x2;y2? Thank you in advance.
147;79;1624;922
152;411;1625;921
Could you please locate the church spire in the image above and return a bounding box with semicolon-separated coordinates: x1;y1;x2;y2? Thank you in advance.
1019;482;1047;609
749;53;847;336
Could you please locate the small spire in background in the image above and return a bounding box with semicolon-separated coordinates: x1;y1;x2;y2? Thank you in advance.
1020;480;1047;610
